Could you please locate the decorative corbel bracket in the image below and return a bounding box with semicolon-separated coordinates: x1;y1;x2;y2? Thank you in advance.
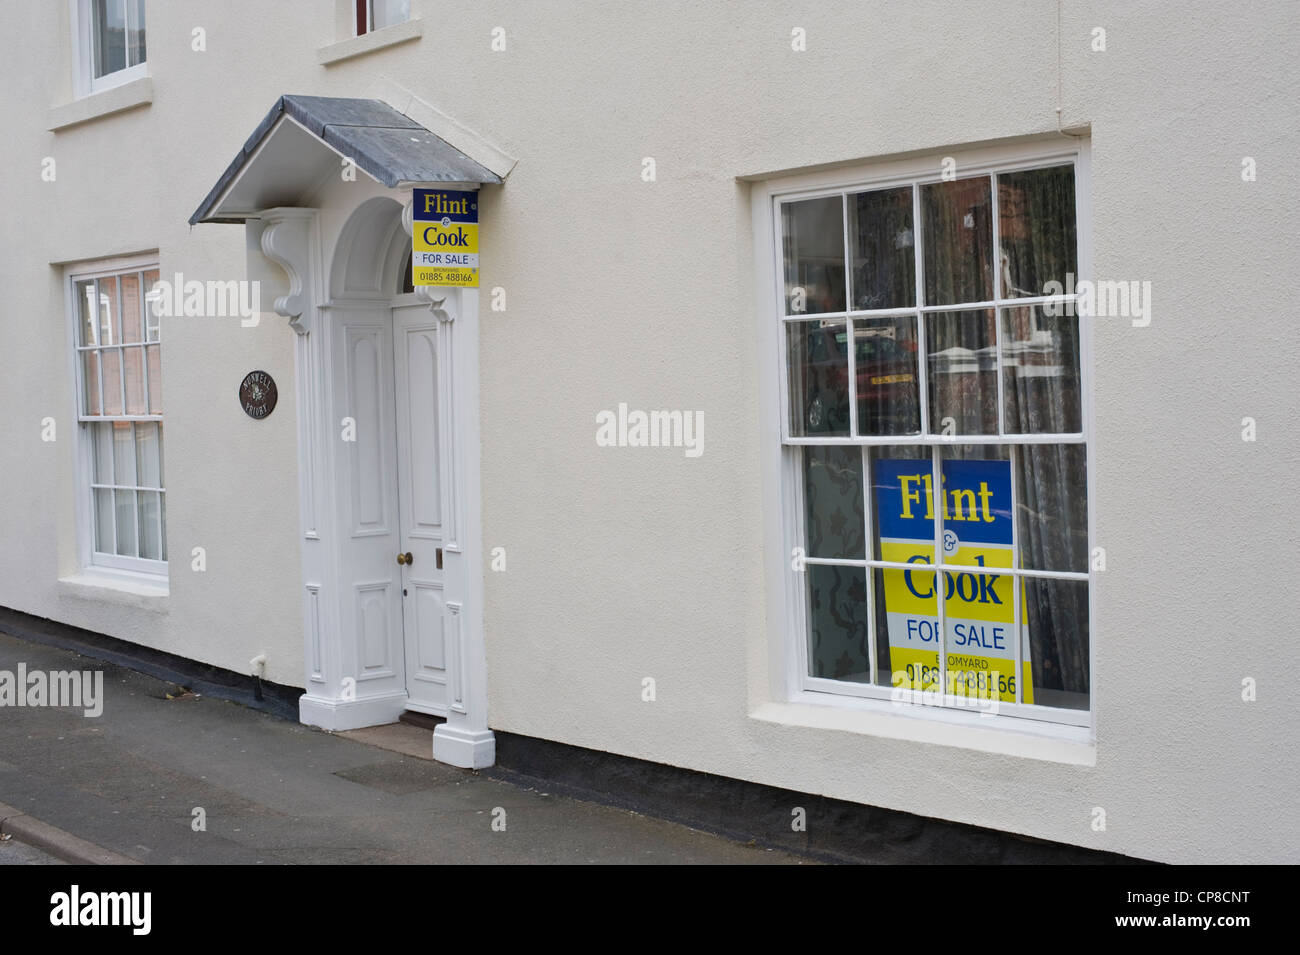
417;286;452;322
260;208;316;335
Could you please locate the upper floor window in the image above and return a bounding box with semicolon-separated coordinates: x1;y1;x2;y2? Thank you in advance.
356;0;409;34
73;0;147;96
68;260;166;578
771;143;1092;727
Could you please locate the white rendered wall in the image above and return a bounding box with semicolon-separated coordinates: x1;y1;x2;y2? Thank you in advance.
0;2;1294;862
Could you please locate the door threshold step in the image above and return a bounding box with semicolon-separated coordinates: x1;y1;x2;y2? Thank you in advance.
399;710;446;731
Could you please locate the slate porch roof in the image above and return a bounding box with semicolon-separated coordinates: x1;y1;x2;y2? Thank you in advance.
189;95;501;225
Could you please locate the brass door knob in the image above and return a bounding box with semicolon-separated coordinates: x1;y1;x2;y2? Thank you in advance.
397;552;413;566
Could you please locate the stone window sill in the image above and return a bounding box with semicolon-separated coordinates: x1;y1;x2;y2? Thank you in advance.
48;77;153;132
58;569;169;611
752;693;1096;766
318;19;423;66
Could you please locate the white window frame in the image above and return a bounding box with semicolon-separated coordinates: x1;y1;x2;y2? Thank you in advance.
70;0;148;98
754;138;1094;733
64;254;167;582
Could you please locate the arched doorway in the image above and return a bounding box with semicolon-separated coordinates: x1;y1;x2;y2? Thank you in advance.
279;191;491;767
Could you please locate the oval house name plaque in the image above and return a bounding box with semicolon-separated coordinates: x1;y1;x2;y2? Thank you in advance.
239;370;278;420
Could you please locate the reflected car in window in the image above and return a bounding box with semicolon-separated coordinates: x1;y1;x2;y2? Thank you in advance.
799;325;920;435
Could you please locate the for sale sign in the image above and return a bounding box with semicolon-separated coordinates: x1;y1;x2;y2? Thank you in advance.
874;458;1033;703
412;188;479;287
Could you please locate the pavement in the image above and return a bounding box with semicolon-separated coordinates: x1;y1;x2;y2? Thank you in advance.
0;632;806;864
0;836;64;865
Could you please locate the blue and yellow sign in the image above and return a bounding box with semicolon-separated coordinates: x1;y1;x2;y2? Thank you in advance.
875;458;1032;703
412;188;478;287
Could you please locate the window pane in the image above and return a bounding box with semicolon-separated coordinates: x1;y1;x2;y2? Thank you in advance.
92;0;127;77
138;490;161;560
787;320;850;436
855;316;920;436
146;345;162;413
75;280;97;345
782;196;845;315
120;273;142;343
82;351;102;415
94;488;114;552
935;449;1019;703
803;445;864;559
371;0;410;29
92;422;113;484
936;445;1014;568
123;347;146;414
112;421;136;487
143;270;161;341
114;488;138;557
997;165;1076;298
159;491;167;560
870;447;939;691
1023;577;1089;710
1017;444;1088;574
135;421;161;488
847;186;914;309
926;309;997;434
127;0;146;66
1001;305;1081;433
922;177;993;305
97;275;118;344
806;564;870;682
100;349;124;414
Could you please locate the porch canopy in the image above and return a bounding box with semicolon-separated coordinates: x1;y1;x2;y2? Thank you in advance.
189;95;502;225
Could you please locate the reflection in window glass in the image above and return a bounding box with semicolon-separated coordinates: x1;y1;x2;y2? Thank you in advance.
123;347;146;414
854;316;920;436
146;345;163;414
100;349;124;415
1001;305;1081;433
926;309;998;435
370;0;411;30
922;177;993;305
787;321;850;436
997;165;1076;298
1017;444;1088;574
782;197;845;315
848;187;914;310
92;0;145;78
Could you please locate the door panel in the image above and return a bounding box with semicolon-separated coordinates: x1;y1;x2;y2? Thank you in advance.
403;329;442;530
332;310;404;694
346;328;389;532
413;581;448;674
393;303;449;713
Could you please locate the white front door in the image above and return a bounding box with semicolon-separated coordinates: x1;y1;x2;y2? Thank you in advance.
391;300;452;713
331;298;453;717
